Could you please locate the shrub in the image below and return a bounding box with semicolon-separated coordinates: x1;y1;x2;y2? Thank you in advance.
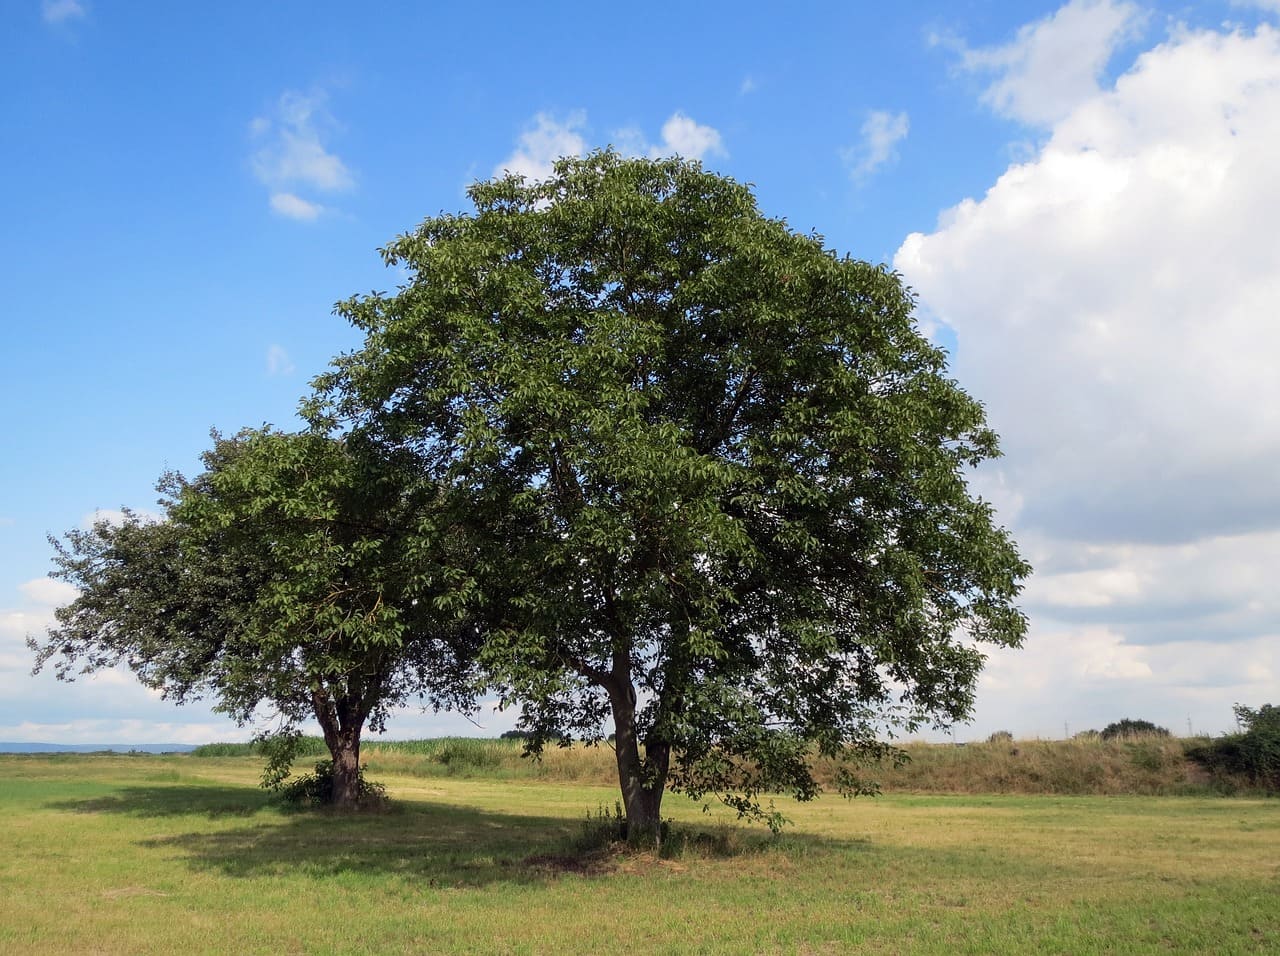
1100;719;1170;740
276;760;388;809
1187;703;1280;792
987;730;1014;744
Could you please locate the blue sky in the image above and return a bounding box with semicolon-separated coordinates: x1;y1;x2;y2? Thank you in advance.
3;0;1277;743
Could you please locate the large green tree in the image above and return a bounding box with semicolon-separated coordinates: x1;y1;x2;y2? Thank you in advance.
32;428;477;807
313;151;1030;834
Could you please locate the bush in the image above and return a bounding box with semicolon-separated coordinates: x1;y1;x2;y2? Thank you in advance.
276;760;388;809
987;730;1014;744
1187;704;1280;792
1100;719;1170;740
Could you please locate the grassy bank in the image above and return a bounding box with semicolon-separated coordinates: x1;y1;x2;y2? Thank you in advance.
196;734;1239;796
1;753;1277;954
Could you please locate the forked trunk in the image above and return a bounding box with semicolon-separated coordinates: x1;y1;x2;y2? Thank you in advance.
610;687;670;844
313;688;366;809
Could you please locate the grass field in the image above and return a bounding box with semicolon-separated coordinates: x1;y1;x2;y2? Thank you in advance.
1;753;1276;954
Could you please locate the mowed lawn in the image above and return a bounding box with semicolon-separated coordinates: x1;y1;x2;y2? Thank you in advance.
0;755;1276;954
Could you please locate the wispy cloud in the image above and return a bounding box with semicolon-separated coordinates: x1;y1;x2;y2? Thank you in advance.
266;344;295;376
79;508;160;530
936;0;1145;127
842;109;909;181
250;90;352;221
739;74;758;95
268;192;323;222
42;0;87;24
19;578;78;608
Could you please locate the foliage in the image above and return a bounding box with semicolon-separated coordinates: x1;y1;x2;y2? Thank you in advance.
987;730;1014;743
276;759;388;809
1186;703;1280;792
30;427;479;806
308;150;1029;831
1100;719;1171;740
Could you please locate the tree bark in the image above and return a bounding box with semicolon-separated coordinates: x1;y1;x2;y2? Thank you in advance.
609;685;669;843
312;688;365;809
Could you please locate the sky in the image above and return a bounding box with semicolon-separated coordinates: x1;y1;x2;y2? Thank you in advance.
2;0;1277;744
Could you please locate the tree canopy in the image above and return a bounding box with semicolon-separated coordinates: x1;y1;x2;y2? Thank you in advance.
310;151;1030;833
31;427;478;806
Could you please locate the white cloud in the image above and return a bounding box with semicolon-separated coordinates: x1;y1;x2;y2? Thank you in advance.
266;344;296;376
897;22;1280;734
842;109;909;180
250;90;352;218
0;719;247;746
945;0;1146;127
268;192;323;222
18;578;78;608
494;111;588;181
740;75;758;95
967;628;1275;739
79;508;160;530
495;110;726;183
42;0;86;24
656;112;726;160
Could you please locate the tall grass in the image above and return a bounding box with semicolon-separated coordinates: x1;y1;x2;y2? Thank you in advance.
857;735;1206;795
194;734;1228;795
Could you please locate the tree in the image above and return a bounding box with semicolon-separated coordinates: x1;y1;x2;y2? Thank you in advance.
31;427;478;807
310;151;1030;835
1099;719;1170;740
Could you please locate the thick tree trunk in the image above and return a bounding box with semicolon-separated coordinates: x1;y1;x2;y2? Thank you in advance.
328;731;362;808
610;687;669;844
312;688;366;809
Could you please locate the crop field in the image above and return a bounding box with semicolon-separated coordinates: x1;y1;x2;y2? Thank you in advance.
1;753;1277;954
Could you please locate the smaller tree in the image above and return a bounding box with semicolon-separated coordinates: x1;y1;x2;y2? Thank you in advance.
1187;704;1280;791
1099;719;1170;740
31;428;479;807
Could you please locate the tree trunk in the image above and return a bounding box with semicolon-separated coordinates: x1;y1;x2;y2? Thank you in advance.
610;687;669;844
328;731;362;808
312;688;365;809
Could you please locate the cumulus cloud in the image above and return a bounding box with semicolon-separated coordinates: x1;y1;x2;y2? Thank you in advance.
655;112;726;160
897;20;1280;735
250;90;352;219
495;110;726;182
494;111;589;181
941;0;1146;127
42;0;86;24
842;109;909;180
968;627;1275;738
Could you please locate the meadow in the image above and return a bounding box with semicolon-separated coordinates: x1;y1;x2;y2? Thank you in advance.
1;746;1276;954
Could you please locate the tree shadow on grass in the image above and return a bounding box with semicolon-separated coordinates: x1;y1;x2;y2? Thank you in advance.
49;784;274;818
48;782;637;886
45;781;875;888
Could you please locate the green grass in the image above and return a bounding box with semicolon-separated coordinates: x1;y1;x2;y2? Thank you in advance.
1;754;1277;954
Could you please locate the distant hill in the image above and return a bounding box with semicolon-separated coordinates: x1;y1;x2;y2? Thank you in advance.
0;742;198;754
